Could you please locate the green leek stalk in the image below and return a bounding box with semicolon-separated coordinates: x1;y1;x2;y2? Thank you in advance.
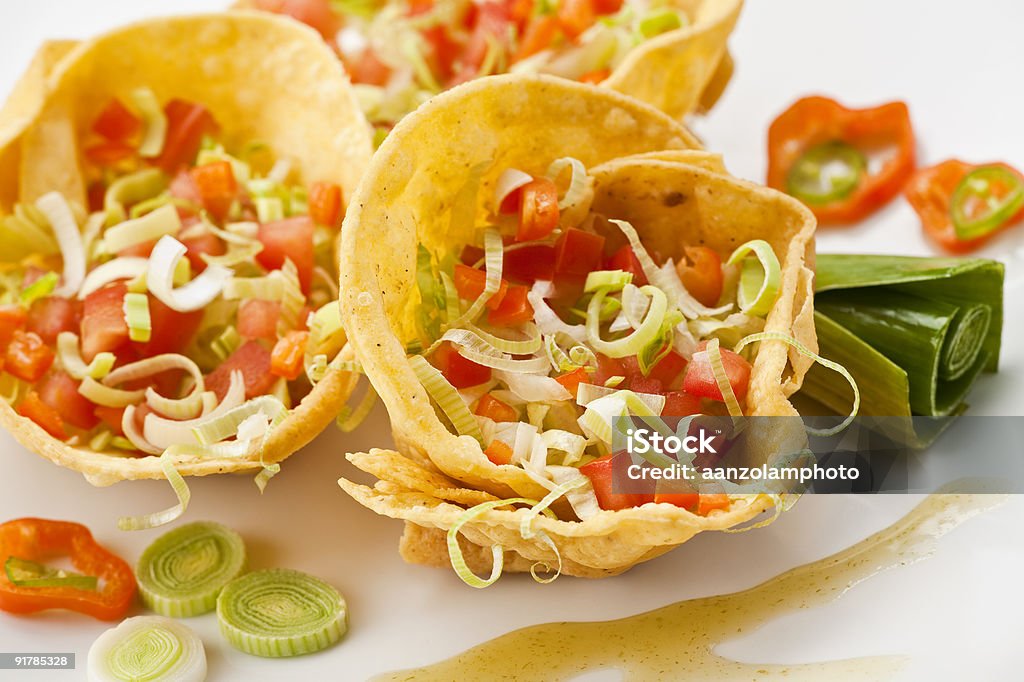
799;254;1003;446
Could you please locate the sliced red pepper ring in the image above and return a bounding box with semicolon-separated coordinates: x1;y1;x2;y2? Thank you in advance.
0;518;136;620
767;96;916;224
951;166;1024;240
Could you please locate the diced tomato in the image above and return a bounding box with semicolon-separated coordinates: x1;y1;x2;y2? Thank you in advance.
26;297;81;345
189;161;237;221
578;68;611;84
154;100;218;174
502;244;556;284
117;240;156;259
84;142;135;167
628;375;663;394
474;393;518;422
605;245;648;286
270;330;309;381
484;440;513;466
238;299;281;341
205;341;276;401
593;353;625;386
17;391;66;440
677;246;723;307
580;453;655;511
309;181;343;228
591;0;623;14
662;390;702;417
0;305;28;352
554;367;589;399
508;0;533;25
4;331;54;382
88;182;106;213
450;1;511;86
460;245;485;266
37;370;98;430
682;341;751;403
653;480;699;510
514;15;559;62
169;170;202;216
434;341;491;388
253;0;340;39
181;231;226;274
131;295;203;358
557;0;596;40
81;283;130;362
94;405;126;436
487;284;533;326
697;493;731;515
646;349;687;388
420;26;461;82
92;98;142;143
348;48;392;86
517;178;560;242
554;228;605;276
453;264;508;310
256;216;315;294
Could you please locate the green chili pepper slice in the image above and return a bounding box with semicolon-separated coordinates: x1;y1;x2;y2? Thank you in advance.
951;166;1024;240
5;556;99;590
786;140;867;205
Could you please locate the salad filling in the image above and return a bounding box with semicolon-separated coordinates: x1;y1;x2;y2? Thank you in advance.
407;156;787;519
0;91;348;473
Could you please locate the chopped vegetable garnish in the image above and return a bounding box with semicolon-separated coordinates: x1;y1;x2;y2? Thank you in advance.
216;568;348;657
0;518;136;620
88;616;207;682
137;521;246;617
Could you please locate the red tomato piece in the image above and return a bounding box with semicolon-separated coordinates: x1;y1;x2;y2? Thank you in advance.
502;244;556;284
84;142;136;167
94;405;126;436
554;228;605;276
484;440;513;466
578;68;611;84
676;246;723;308
517;178;560;242
682;341;752;403
514;15;559;62
450;1;511;86
487;284;533;326
605;245;648;286
653;480;699;510
238;299;281;341
26;297;81;345
256;216;315;294
435;341;491;388
270;330;309;381
0;305;28;352
348;48;393;86
37;370;99;431
557;0;596;40
646;349;687;388
189;161;237;221
253;0;340;39
169;170;203;216
181;231;226;274
662;390;702;417
17;392;66;440
591;0;623;13
130;295;204;358
593;353;625;386
4;331;54;382
154;100;218;174
92;99;142;143
697;493;731;515
474;393;518;422
580;453;655;511
554;367;589;399
308;181;344;228
628;375;663;394
453;264;509;310
460;245;485;266
205;341;276;401
81;283;131;363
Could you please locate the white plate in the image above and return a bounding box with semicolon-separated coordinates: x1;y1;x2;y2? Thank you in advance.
1;1;1022;679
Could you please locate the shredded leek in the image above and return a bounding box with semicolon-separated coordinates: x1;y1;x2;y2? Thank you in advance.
105;203;181;254
584;270;633;292
123;292;152;343
586;285;667;358
148;235;231;312
137;521;247;618
728;240;781;316
87;616;206;682
35;192;86;298
192;396;286;446
447;498;536;588
104;168;168;226
216;568;348;658
448;229;503;328
409;355;482;441
57;332;115;380
19;271;57;307
706;338;744;419
131;88;168;158
79;377;146;408
118;452;191;531
336;382;379;432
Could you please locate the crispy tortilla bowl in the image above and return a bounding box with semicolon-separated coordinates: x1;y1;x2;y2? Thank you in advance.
0;13;373;486
337;74;817;578
236;0;742;123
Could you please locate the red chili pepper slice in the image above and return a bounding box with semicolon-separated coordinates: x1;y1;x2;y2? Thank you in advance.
0;518;136;621
767;96;915;224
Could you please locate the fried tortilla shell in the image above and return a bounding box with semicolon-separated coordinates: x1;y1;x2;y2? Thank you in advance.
0;13;373;486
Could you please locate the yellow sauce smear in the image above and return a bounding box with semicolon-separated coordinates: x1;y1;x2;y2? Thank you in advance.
379;494;1004;681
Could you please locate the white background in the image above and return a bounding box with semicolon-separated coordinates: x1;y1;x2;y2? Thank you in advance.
1;1;1023;680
